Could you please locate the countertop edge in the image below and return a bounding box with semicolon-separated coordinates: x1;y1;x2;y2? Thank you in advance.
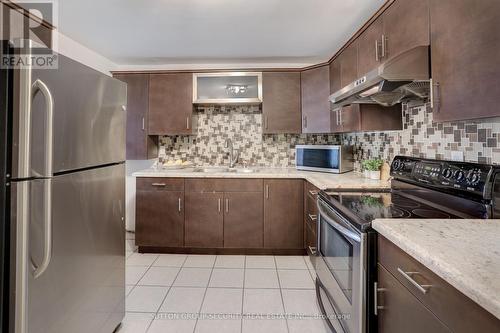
131;169;391;191
373;219;500;321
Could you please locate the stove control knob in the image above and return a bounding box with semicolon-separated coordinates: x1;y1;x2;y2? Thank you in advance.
467;171;480;185
442;168;452;179
454;170;465;181
392;160;403;171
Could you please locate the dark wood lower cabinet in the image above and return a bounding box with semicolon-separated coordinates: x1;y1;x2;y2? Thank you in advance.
223;192;263;248
136;190;184;247
377;264;451;333
185;192;224;248
264;179;304;249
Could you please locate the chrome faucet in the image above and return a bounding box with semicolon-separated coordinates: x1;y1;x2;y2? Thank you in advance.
224;139;240;168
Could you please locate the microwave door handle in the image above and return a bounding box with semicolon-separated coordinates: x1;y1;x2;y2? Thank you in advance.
317;202;361;243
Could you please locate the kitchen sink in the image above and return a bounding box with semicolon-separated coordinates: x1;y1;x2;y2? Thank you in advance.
193;167;258;173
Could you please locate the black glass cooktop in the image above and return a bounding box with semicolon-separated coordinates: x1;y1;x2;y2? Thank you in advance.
323;191;461;223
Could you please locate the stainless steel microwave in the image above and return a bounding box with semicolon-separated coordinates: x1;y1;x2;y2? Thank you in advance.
295;145;353;174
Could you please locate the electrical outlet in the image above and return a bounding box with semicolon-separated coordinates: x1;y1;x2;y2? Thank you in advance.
450;151;464;162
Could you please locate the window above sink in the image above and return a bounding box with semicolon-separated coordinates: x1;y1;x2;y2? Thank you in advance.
193;72;263;104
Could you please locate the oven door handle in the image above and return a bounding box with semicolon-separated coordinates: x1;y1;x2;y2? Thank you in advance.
317;201;361;243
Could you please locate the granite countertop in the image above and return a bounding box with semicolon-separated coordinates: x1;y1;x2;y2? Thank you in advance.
132;167;391;191
373;218;500;320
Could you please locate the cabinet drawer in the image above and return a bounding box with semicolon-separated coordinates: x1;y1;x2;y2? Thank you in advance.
378;236;500;333
305;218;317;256
223;179;263;192
185;178;224;192
136;178;184;191
305;181;320;199
305;190;318;217
377;264;451;333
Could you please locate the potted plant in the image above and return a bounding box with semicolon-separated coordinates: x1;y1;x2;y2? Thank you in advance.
362;158;384;180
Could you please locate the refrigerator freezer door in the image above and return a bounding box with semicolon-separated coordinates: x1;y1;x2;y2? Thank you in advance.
12;52;126;179
11;164;125;333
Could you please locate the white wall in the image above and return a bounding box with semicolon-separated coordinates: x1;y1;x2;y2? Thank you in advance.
56;31;118;75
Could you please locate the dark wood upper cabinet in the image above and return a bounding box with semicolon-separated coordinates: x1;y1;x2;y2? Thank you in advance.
223;192;263;248
148;73;193;135
329;58;342;95
331;104;402;133
430;0;500;122
377;264;451;333
358;17;384;75
262;72;302;134
339;41;359;88
114;74;158;160
264;179;303;249
382;0;430;62
185;191;223;248
301;65;331;134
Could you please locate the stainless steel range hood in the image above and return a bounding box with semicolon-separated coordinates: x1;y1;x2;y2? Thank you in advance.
330;46;430;107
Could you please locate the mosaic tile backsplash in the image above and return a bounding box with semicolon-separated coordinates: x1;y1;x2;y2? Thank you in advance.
159;103;500;169
344;103;500;170
159;105;340;167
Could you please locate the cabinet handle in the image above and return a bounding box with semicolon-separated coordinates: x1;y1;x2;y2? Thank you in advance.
397;268;432;294
265;185;270;199
309;190;318;196
142;117;145;131
265;116;269;130
339;109;343;125
303;116;307;129
430;78;441;112
308;214;317;221
186;117;190;130
374;282;386;315
218;198;221;212
375;39;380;62
225;198;229;213
178;198;181;212
308;246;317;255
381;35;387;58
151;183;166;187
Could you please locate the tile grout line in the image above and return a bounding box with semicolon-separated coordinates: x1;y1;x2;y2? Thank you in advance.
192;255;216;333
240;255;247;332
274;256;291;333
143;255;187;333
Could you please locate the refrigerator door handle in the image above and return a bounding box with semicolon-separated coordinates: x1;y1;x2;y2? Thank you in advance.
31;179;52;279
31;79;54;177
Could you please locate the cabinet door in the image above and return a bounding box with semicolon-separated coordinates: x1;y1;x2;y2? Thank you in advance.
430;0;500;122
136;191;184;247
223;192;263;248
264;180;304;249
377;264;451;333
329;58;341;94
339;105;361;133
114;74;158;160
382;0;429;61
262;72;301;134
339;41;359;88
301;66;331;134
185;192;223;248
149;73;193;135
358;17;384;75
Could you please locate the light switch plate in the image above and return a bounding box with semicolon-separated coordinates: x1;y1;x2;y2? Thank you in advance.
451;151;464;162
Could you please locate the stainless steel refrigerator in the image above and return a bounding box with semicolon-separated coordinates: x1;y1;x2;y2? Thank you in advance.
1;42;127;333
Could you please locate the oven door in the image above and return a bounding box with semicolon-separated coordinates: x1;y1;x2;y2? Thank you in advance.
316;198;365;333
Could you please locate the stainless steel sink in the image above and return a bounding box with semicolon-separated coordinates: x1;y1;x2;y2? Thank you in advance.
195;167;230;173
193;167;258;173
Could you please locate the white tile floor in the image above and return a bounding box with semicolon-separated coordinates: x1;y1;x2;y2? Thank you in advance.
121;233;331;333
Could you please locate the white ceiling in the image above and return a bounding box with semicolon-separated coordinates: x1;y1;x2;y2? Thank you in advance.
56;0;385;68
